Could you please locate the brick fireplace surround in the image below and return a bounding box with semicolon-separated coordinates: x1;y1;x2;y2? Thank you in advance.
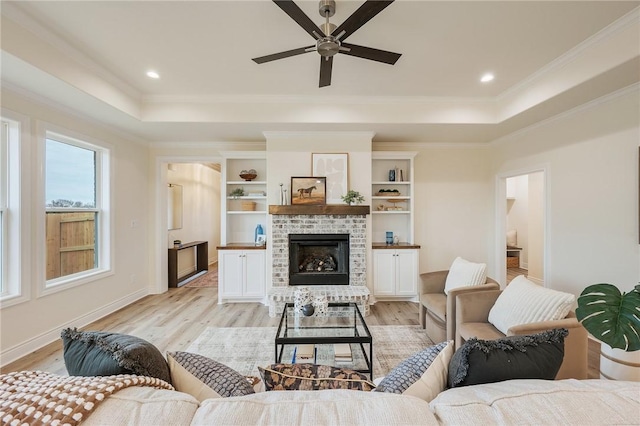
267;206;371;316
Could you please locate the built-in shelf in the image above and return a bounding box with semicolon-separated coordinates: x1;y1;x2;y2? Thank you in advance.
269;205;370;215
226;196;267;200
227;180;267;185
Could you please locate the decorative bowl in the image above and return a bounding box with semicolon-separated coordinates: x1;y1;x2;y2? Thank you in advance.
239;169;257;181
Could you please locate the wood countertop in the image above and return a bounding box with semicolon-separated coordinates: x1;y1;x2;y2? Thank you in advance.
216;243;266;250
372;242;421;249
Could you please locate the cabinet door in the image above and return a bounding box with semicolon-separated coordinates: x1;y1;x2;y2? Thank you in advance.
373;250;396;296
219;251;244;298
243;250;265;297
396;250;418;296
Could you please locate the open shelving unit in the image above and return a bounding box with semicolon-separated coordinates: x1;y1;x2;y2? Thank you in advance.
222;153;267;244
371;152;416;244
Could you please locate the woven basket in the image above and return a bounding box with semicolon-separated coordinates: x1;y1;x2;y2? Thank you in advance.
241;201;257;211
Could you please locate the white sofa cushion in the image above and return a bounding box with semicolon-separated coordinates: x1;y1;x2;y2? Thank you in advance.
193;389;439;425
83;386;199;426
429;379;640;425
488;275;575;335
444;257;487;295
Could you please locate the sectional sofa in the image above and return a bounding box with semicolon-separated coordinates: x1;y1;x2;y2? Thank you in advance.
79;378;639;425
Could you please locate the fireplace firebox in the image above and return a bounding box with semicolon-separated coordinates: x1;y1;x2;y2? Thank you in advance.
289;234;349;285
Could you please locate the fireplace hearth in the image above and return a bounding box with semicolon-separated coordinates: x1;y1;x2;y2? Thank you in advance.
289;233;349;285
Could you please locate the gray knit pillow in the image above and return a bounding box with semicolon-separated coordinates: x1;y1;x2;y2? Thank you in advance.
167;351;255;400
375;341;450;394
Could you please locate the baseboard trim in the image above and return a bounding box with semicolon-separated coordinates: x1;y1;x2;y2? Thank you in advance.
0;288;148;367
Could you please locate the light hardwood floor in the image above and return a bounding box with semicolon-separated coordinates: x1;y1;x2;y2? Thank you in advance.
1;286;419;376
2;283;599;378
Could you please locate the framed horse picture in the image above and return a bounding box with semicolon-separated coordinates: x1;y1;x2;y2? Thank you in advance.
291;177;326;205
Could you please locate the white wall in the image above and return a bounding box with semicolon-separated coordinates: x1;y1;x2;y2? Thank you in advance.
167;163;221;274
411;146;495;277
0;89;151;364
527;171;544;281
491;87;640;295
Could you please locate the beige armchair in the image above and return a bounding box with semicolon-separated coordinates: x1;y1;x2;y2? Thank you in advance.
419;271;499;344
455;290;588;379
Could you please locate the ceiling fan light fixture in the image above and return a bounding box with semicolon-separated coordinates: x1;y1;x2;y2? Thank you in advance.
317;36;341;57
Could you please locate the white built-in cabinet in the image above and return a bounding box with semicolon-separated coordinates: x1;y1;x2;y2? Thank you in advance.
218;249;265;303
218;152;267;303
371;152;420;299
373;249;418;297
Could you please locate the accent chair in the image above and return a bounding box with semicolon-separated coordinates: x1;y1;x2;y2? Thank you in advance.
419;270;499;344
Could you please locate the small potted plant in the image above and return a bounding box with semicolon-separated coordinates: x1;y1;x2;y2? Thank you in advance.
341;190;365;206
576;283;640;380
229;188;245;198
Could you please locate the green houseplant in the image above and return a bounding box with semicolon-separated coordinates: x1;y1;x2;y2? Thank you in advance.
576;283;640;352
341;190;364;206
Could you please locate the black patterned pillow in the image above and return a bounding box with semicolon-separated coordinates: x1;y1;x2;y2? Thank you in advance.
448;328;567;388
167;351;255;401
374;340;453;401
61;328;171;384
258;363;375;391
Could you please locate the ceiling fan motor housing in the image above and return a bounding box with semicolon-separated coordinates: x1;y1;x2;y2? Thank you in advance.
319;0;336;17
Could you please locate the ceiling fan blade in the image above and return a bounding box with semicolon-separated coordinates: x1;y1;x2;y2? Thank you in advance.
340;43;401;65
274;0;324;40
319;56;333;87
252;46;315;64
332;0;394;41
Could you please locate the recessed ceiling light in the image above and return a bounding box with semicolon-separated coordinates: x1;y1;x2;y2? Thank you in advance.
480;73;494;83
146;70;160;79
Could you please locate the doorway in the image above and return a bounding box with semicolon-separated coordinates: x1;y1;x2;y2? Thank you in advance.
153;157;223;294
497;168;547;287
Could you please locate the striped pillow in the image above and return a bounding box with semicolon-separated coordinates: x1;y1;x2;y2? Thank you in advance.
488;276;575;334
444;257;487;295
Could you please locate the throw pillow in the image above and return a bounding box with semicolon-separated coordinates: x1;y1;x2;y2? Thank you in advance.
167;351;255;401
258;363;375;391
443;257;488;295
61;328;171;384
375;340;454;402
488;275;575;335
448;328;568;388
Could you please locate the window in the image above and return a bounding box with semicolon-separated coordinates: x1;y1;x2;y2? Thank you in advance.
0;121;7;295
43;130;111;290
0;113;28;306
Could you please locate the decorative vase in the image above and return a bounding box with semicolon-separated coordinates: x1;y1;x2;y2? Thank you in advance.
313;294;328;317
302;304;315;316
293;287;312;314
600;343;640;381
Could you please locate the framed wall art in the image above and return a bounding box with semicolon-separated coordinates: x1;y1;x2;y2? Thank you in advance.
312;153;348;204
291;177;326;205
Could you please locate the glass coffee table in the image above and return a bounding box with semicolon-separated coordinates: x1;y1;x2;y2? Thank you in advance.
275;302;373;378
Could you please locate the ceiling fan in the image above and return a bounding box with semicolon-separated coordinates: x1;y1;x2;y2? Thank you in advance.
252;0;401;87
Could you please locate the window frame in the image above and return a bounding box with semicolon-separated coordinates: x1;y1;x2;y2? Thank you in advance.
37;123;113;297
0;110;30;307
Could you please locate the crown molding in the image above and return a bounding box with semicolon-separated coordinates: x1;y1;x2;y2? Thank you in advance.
491;82;639;146
1;83;149;147
152;141;265;150
497;7;640;102
1;2;142;102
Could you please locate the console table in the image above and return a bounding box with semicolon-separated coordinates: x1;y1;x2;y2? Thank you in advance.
168;241;208;287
